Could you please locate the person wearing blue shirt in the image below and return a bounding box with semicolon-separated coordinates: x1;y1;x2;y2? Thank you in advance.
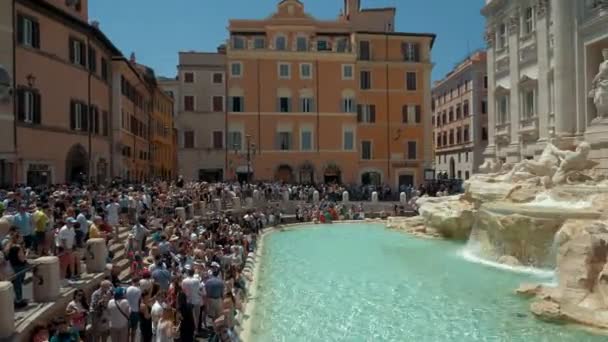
13;204;33;249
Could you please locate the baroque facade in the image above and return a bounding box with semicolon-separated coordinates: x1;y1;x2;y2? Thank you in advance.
432;51;488;180
225;0;435;188
482;0;608;171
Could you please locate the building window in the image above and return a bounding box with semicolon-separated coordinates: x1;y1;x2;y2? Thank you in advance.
524;7;535;35
401;105;421;124
275;36;287;51
465;171;470;180
336;38;348;52
436;134;441;147
212;72;224;84
456;105;462;119
498;23;508;49
301;130;312;151
483;76;488;89
300;97;314;112
317;39;330;51
184;96;194;111
70;101;87;131
228;131;242;150
90;106;99;134
230;62;242;77
361;141;372;160
184;131;195;148
357;104;376;123
229;96;244;112
406;72;417;91
464;126;470;142
359;41;370;60
523;89;535;118
300;63;312;79
278;97;291;112
449;108;454;122
184;72;194;83
498;95;509;123
407;141;417;160
17;88;41;124
481;100;487;114
342;64;354;80
402;42;420;62
102;110;109;136
213;131;223;149
456;127;462;144
296;37;308;51
101;58;109;81
232;36;245;49
343;130;354;150
278;63;291;79
88;47;97;73
212;96;224;112
17;15;40;48
360;71;371;90
482;127;488;141
342;97;355;113
254;37;265;49
463;100;470;116
277;132;292;151
449;130;454;145
69;38;86;67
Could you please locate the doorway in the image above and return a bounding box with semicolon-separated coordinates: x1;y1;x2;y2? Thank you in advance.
65;144;88;184
398;174;414;189
449;157;456;179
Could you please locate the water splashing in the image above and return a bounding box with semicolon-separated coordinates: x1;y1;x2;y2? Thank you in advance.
524;193;592;210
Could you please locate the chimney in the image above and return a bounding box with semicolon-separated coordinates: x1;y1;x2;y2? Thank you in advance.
217;44;227;54
91;20;99;29
130;52;136;63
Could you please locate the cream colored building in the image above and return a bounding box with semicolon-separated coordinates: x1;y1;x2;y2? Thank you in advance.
482;0;608;171
160;51;227;181
0;0;15;186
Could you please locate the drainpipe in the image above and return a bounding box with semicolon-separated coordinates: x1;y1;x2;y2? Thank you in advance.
87;35;92;185
315;59;320;155
385;33;391;187
12;0;17;185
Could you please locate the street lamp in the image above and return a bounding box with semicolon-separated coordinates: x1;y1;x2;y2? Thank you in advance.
233;134;256;183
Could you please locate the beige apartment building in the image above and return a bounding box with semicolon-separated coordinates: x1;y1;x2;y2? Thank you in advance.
159;51;227;182
0;0;15;186
432;51;488;180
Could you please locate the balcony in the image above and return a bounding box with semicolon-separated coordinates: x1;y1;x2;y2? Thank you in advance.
519;116;539;140
495;56;510;78
519;41;537;65
495;122;510;144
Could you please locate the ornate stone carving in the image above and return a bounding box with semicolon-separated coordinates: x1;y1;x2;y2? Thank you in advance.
536;0;549;18
589;49;608;120
508;14;520;33
484;28;495;48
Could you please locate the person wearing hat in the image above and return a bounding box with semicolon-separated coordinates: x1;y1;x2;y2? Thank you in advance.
107;287;130;342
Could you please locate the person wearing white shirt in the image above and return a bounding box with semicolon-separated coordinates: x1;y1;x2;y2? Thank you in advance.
125;278;142;342
150;297;164;335
107;288;130;342
105;197;120;239
181;268;204;332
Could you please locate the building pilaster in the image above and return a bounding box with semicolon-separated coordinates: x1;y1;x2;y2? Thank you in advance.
483;26;497;158
508;10;521;155
536;0;551;141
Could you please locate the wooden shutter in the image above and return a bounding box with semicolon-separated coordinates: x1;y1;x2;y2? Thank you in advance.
102;111;109;136
94;107;99;134
277;98;281;112
415;105;421;123
357;104;362;122
33;92;41;124
17;16;24;44
17;89;25;121
413;43;420;62
370;105;376;123
69;101;76;130
79;41;86;66
401;42;407;60
88;47;97;72
81;104;89;131
402;106;408;123
340;99;345;113
32;21;40;48
69;38;75;63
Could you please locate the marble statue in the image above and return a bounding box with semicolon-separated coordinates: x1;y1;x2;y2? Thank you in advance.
589;48;608;120
500;143;561;182
479;158;502;174
551;142;597;184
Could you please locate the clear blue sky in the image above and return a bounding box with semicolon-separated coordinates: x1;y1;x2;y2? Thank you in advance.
89;0;485;81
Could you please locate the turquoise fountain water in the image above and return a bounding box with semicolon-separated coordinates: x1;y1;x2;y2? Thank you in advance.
249;223;605;342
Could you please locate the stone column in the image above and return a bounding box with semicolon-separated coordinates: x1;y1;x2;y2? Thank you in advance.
0;282;14;338
371;191;378;203
536;0;551;141
85;238;108;273
484;26;497;158
552;0;577;137
342;191;349;203
33;256;60;302
508;11;522;156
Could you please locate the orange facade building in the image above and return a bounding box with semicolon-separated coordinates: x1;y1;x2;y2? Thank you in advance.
226;0;434;188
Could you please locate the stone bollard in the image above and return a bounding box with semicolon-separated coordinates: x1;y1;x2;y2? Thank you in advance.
0;282;14;338
282;190;290;202
342;191;349;203
86;238;108;273
176;207;186;221
246;197;254;208
33;256;60;302
400;192;407;205
214;199;222;211
187;204;194;219
371;191;378;203
233;197;242;210
313;190;320;203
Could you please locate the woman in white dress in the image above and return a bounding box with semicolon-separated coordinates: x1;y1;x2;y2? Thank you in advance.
156;305;178;342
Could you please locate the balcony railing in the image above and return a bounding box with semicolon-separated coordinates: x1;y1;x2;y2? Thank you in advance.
519;40;537;65
495;56;510;77
495;122;511;143
519;116;539;139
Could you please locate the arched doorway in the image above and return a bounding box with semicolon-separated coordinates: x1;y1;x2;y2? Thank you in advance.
449;157;456;179
323;163;341;184
299;162;315;184
361;171;381;186
275;164;294;183
65;144;88;184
